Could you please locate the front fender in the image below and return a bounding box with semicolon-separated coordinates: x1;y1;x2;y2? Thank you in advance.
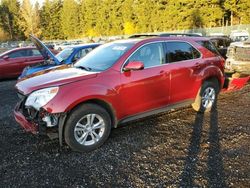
43;81;120;115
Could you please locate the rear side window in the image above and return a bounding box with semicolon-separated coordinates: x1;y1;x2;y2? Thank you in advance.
166;42;201;63
197;40;220;55
32;49;41;56
8;50;27;58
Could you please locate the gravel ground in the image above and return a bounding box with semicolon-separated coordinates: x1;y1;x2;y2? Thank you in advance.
0;80;249;187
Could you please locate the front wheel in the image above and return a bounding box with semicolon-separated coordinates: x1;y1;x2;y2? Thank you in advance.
64;103;111;152
192;80;219;113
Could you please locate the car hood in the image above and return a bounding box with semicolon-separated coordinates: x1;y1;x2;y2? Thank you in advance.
16;65;98;95
30;35;62;65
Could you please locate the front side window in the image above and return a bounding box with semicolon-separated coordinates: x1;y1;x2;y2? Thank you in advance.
74;42;133;71
73;47;94;61
56;47;74;61
128;43;165;68
166;42;201;63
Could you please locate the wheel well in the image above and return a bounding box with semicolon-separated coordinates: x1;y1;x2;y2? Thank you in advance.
203;76;220;89
73;99;117;128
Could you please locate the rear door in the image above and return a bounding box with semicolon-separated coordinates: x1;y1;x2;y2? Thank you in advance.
24;49;44;66
164;41;202;104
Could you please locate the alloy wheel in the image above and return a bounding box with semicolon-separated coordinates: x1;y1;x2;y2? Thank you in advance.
201;87;216;109
74;114;105;146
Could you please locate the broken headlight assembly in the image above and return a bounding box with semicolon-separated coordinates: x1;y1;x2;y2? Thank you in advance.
25;87;59;110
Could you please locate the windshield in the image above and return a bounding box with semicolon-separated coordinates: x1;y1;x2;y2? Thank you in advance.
74;42;134;71
56;47;74;61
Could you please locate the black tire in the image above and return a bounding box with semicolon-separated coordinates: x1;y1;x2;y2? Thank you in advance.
192;80;219;113
64;103;111;152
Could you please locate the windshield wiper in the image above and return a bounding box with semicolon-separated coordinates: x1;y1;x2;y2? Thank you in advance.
75;65;92;71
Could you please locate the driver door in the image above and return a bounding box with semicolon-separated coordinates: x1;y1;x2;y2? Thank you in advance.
119;42;170;118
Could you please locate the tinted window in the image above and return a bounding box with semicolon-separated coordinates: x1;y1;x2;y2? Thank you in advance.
166;42;200;63
197;40;220;55
128;43;165;68
8;50;28;58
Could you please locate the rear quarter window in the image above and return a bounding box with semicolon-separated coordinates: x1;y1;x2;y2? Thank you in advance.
197;40;220;56
165;41;201;63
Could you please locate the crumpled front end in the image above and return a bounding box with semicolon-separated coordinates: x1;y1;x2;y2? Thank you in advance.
14;92;64;138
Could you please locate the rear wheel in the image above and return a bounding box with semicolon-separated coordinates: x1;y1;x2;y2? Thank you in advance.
192;80;219;113
64;103;111;152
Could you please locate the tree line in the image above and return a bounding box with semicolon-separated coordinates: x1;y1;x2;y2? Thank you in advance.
0;0;250;41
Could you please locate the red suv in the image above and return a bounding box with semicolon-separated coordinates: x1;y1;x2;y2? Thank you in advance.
14;36;225;152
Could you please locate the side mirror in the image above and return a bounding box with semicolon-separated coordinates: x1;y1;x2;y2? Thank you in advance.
123;61;144;72
3;55;9;60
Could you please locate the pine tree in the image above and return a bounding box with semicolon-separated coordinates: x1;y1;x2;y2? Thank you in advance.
80;0;100;37
61;0;80;39
19;0;41;38
0;0;23;40
121;0;136;35
40;0;63;39
224;0;241;26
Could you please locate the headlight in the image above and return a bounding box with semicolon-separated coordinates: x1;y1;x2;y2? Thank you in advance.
25;87;59;110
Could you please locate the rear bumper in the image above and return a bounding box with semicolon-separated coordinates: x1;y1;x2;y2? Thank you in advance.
14;106;38;134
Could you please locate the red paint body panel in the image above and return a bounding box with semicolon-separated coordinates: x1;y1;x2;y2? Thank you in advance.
16;65;98;95
14;107;38;134
15;37;226;131
0;47;44;79
222;76;250;92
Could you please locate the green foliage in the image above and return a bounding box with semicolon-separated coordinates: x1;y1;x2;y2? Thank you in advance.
40;0;63;40
19;0;41;38
0;0;23;40
1;0;250;40
60;0;80;39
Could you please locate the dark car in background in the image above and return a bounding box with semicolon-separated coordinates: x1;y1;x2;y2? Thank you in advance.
209;36;231;59
20;43;100;78
0;47;44;79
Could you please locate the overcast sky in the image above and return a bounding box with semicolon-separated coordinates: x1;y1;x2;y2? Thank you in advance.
18;0;45;6
30;0;45;5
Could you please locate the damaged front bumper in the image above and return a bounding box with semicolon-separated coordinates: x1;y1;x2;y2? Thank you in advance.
14;96;66;144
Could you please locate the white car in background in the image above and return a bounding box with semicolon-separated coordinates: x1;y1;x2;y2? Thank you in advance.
230;30;249;42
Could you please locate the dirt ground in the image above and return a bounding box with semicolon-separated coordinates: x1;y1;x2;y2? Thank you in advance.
0;80;249;187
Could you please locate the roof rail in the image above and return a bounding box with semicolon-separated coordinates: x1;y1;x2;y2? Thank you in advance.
159;33;202;37
129;33;203;39
128;34;159;38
